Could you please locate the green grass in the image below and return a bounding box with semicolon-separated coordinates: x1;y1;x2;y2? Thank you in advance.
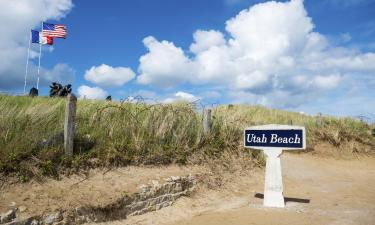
0;95;374;180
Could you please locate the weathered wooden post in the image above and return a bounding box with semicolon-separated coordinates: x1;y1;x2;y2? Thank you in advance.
64;93;77;156
203;108;212;135
316;112;322;127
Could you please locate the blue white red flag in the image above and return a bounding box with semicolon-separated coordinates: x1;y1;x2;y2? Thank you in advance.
31;30;53;45
42;23;67;39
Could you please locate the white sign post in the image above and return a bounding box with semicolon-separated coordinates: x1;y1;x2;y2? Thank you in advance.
244;125;306;208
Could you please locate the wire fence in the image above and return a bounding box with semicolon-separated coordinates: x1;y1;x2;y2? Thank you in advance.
1;90;374;125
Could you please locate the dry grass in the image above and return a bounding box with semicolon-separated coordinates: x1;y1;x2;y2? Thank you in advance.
214;104;375;155
0;95;373;181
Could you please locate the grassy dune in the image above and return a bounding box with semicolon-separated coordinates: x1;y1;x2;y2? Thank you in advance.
0;95;374;180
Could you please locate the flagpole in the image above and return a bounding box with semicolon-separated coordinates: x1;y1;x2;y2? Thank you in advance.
24;31;32;94
36;22;43;90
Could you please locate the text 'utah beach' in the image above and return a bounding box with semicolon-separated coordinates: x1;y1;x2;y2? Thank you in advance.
246;133;301;144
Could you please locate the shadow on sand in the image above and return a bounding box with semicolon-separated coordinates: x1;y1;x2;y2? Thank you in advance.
254;193;310;204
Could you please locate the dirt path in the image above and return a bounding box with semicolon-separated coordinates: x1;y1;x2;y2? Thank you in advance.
97;153;375;225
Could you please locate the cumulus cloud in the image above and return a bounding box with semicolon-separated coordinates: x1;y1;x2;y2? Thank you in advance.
163;91;199;103
190;30;226;54
135;0;375;108
84;64;135;87
137;36;193;87
0;0;73;91
78;85;108;99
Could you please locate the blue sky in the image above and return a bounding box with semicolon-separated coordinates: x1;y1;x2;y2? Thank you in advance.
1;0;375;120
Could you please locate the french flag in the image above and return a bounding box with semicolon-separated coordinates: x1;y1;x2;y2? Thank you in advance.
31;30;53;45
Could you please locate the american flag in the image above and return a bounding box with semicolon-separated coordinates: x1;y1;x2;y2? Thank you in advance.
42;23;67;39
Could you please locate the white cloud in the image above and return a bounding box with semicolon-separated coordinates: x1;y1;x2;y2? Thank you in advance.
190;30;226;54
137;36;193;87
84;64;135;87
39;63;75;86
77;85;108;100
135;0;375;108
0;0;73;91
175;91;199;101
163;91;199;103
225;0;313;62
313;75;343;90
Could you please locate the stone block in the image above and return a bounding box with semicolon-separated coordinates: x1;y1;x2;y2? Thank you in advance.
1;209;17;223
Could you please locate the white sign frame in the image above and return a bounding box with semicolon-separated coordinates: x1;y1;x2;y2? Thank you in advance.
244;124;306;150
244;124;306;208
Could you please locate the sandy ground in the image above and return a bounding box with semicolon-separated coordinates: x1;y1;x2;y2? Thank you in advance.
0;165;207;217
93;153;375;225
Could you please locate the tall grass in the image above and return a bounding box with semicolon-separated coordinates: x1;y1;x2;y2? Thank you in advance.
214;105;375;154
0;95;374;180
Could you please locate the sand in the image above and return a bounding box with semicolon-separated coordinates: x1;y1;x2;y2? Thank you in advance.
95;153;375;225
2;152;375;225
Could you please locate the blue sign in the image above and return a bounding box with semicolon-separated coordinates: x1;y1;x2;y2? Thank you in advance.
244;126;305;149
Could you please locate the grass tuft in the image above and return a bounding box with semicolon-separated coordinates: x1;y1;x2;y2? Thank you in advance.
0;95;374;180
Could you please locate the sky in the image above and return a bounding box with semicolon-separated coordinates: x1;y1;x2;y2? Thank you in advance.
0;0;374;120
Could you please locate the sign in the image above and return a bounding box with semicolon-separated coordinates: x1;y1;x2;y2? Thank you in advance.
244;124;306;208
244;126;305;149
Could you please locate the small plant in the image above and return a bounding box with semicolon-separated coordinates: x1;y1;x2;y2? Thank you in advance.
41;160;53;174
20;174;30;183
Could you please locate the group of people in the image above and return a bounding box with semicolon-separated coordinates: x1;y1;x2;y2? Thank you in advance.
49;82;72;97
28;82;72;97
29;82;112;100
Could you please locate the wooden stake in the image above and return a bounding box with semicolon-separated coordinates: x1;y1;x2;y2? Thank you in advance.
64;94;77;156
203;109;212;135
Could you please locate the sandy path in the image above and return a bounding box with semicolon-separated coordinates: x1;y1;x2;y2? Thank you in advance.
97;153;375;225
0;165;206;217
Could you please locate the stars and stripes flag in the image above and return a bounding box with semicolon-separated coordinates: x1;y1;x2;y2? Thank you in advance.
24;22;68;93
42;22;67;39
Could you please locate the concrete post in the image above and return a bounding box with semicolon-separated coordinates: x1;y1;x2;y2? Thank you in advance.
64;94;77;156
263;149;284;208
203;109;212;135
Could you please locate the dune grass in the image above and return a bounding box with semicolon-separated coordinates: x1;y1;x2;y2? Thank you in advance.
215;105;374;154
0;95;374;181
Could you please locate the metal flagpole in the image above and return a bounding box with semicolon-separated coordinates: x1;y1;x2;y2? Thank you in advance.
36;22;43;90
23;31;32;94
36;43;41;90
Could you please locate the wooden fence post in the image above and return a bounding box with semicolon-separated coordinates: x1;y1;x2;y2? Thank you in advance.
203;109;212;135
64;94;77;156
316;112;322;127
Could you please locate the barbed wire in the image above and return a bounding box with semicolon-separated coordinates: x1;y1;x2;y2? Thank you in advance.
2;90;374;125
355;114;375;124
